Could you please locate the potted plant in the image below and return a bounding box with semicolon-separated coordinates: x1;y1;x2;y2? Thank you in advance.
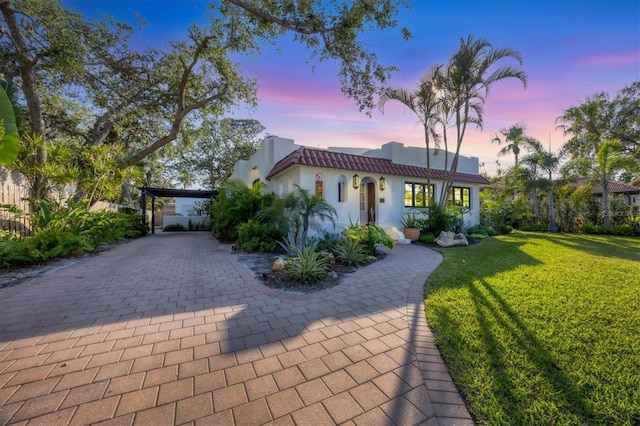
400;213;420;242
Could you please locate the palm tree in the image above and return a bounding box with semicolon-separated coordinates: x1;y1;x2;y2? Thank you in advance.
563;139;639;227
380;64;445;201
556;93;611;160
520;139;547;223
439;35;528;206
532;147;561;232
491;124;529;166
281;185;337;248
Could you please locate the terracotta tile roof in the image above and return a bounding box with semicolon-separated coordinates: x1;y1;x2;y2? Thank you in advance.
265;146;489;185
572;178;640;195
593;181;640;195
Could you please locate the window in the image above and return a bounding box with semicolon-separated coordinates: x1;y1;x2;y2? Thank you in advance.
338;175;347;202
315;173;324;198
404;182;434;207
448;186;471;208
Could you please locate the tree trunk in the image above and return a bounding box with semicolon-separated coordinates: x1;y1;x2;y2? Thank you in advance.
548;173;557;232
602;177;610;228
424;125;432;204
0;2;48;200
531;188;539;222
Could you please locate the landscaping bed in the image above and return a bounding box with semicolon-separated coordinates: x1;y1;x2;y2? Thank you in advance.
234;249;386;294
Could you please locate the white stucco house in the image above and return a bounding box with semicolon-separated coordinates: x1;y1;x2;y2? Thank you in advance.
230;136;489;240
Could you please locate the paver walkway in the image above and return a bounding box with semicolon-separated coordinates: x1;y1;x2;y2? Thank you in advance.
0;232;472;425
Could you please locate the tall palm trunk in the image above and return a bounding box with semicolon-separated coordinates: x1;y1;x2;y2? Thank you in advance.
440;100;469;206
424;125;432;203
548;172;557;232
602;176;610;228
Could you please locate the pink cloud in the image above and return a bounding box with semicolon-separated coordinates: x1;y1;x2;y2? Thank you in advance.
575;51;640;68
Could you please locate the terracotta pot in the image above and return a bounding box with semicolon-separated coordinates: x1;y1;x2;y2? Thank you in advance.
403;227;420;242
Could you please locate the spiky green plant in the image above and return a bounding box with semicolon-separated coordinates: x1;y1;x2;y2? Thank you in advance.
285;244;329;283
333;238;370;266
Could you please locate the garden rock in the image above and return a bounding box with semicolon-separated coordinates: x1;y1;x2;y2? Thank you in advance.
319;251;336;264
436;231;469;247
272;257;287;271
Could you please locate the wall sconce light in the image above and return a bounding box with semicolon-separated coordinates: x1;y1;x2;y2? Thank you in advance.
352;174;359;189
379;176;386;191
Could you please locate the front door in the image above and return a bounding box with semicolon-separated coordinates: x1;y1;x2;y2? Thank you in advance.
359;181;376;225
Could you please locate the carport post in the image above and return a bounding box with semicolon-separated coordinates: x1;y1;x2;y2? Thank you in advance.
140;191;147;231
151;195;156;234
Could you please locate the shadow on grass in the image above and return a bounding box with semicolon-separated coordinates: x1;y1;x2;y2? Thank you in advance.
424;235;596;422
469;277;592;421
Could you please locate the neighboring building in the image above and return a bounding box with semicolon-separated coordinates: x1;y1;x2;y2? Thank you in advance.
572;178;640;208
230;136;489;238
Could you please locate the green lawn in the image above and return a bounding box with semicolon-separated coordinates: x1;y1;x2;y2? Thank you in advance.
424;232;640;425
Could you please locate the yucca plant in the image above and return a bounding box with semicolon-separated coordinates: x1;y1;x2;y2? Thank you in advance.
285;244;329;283
333;238;370;266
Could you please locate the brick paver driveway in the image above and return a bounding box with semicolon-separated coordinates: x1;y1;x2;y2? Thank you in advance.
0;232;472;425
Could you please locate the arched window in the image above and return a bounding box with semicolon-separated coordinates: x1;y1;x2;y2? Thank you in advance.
315;173;324;198
338;175;347;202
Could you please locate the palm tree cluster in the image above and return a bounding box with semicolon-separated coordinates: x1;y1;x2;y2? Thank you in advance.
485;82;639;232
380;34;528;207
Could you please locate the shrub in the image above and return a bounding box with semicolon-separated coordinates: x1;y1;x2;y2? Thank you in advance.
519;222;549;232
580;223;634;236
610;224;633;236
236;220;283;253
285;244;329;283
333;239;370;266
163;223;186;232
469;233;488;239
495;224;513;235
308;232;341;253
342;222;393;255
419;233;436;244
209;180;277;241
0;205;147;267
465;224;496;237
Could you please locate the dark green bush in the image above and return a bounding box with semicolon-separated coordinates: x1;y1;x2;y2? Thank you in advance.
496;224;513;235
163;223;186;232
0;207;147;267
235;220;283;253
209;180;277;241
579;223;634;236
419;233;436;244
308;232;341;253
519;222;549;232
465;224;497;237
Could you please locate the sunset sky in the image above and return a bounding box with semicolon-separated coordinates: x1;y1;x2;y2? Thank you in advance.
66;0;639;175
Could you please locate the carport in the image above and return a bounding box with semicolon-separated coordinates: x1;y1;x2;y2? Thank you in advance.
140;187;217;234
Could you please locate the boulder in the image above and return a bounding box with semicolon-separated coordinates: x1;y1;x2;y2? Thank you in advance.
319;251;336;264
436;231;469;247
272;257;287;271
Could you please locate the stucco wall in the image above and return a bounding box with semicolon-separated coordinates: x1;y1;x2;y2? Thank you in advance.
231;137;484;235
